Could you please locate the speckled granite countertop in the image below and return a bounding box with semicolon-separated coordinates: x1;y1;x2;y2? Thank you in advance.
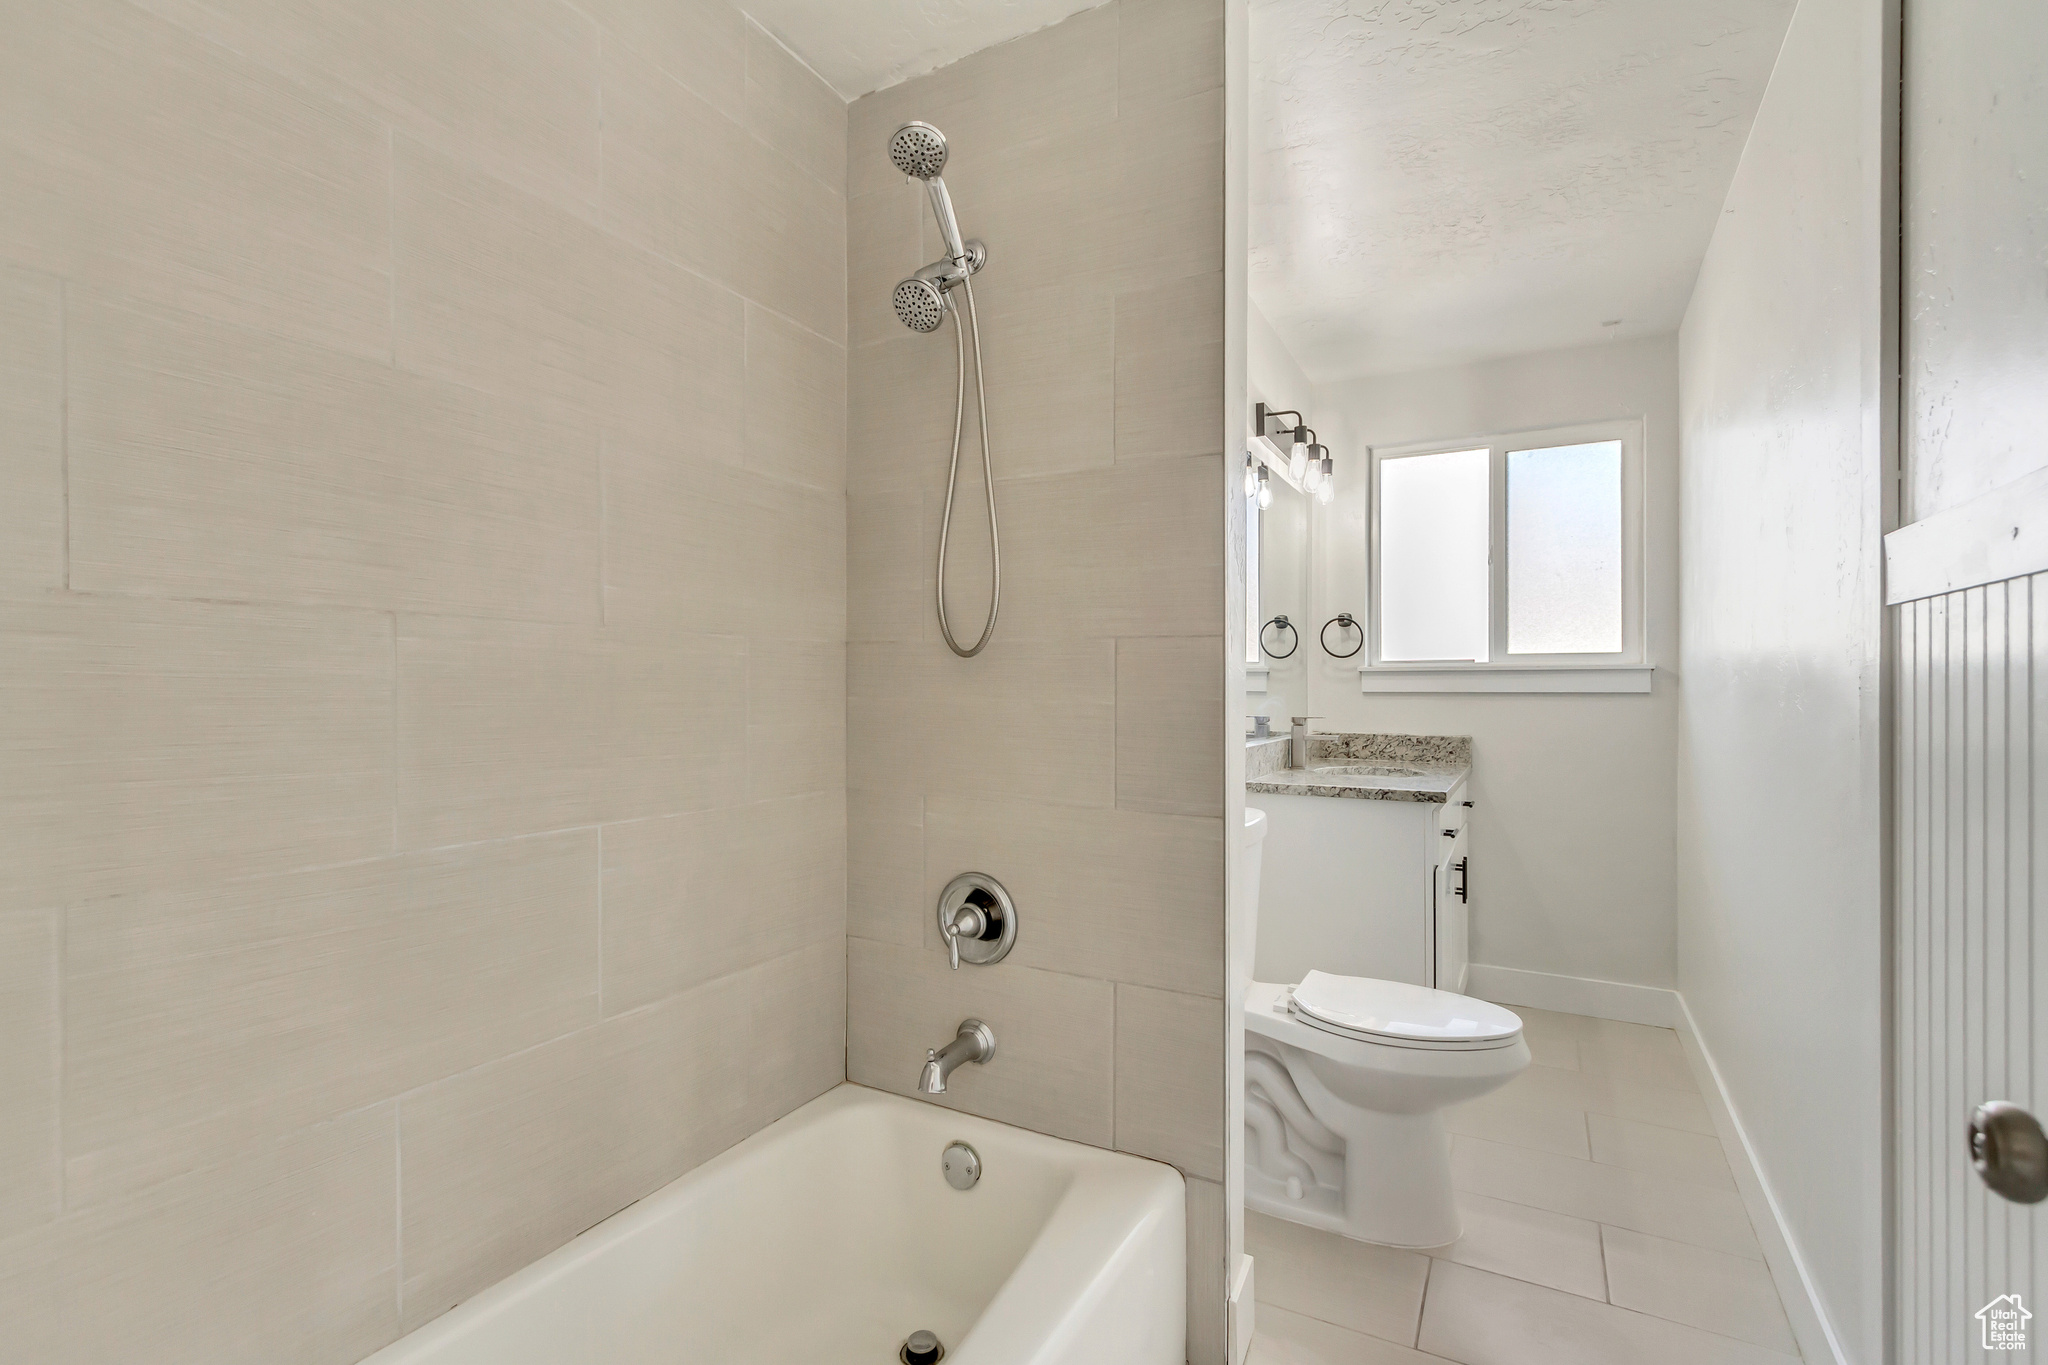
1246;732;1470;804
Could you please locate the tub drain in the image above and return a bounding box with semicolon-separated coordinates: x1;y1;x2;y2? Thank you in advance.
900;1329;945;1364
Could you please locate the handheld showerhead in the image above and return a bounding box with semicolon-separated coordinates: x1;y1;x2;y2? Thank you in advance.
886;119;999;658
888;121;949;178
890;121;969;264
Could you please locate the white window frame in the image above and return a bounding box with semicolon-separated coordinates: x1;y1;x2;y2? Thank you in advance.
1362;417;1652;694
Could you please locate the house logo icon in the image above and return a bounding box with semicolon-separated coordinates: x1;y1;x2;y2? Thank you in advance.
1979;1294;2031;1351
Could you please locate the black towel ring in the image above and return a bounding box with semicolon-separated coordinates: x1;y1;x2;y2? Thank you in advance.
1260;615;1299;660
1321;613;1363;659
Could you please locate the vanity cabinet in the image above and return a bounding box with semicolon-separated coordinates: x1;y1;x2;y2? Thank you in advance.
1251;781;1471;991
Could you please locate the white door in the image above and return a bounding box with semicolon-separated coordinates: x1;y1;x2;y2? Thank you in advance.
1897;1;2048;1349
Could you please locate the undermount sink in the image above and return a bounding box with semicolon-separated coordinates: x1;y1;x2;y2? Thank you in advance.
1312;764;1432;778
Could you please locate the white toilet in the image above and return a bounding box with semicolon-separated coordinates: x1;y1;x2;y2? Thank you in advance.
1241;805;1529;1248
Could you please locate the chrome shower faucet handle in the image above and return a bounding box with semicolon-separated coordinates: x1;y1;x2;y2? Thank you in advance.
934;872;1018;969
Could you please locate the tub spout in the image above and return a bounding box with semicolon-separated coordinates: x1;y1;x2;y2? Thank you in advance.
918;1019;996;1093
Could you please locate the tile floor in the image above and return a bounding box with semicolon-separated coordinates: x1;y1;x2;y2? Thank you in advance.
1245;1008;1803;1365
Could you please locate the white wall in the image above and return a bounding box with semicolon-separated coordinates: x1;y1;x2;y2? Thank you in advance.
1305;336;1681;989
1674;0;1891;1354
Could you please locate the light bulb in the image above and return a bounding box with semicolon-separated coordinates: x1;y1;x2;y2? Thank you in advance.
1315;476;1334;507
1258;482;1274;510
1302;460;1324;492
1244;457;1259;498
1287;441;1308;482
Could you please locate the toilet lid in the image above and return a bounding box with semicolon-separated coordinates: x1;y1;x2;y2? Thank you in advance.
1290;971;1523;1047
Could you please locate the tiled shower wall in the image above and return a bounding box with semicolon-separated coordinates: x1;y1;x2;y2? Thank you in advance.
843;3;1230;1360
0;0;846;1359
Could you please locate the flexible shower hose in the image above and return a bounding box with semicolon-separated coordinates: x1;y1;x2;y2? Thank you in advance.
936;274;1000;657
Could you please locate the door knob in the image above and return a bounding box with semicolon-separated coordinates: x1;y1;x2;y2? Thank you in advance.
1970;1101;2048;1204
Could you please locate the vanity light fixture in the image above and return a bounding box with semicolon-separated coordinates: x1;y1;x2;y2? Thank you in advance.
1244;453;1260;498
1253;402;1337;505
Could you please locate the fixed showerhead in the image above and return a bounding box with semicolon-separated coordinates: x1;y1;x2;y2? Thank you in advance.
893;277;947;333
889;121;949;179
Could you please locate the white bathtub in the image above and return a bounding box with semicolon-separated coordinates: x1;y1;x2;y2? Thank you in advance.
362;1084;1186;1365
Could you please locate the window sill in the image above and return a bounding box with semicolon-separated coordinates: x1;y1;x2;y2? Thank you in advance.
1357;664;1653;694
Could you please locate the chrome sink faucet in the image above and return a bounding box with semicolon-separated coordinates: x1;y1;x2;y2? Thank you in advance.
1290;716;1321;769
918;1019;996;1093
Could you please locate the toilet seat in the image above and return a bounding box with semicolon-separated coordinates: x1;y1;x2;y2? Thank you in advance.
1287;971;1523;1052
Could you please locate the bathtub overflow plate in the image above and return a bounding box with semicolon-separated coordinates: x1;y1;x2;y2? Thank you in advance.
941;1140;981;1191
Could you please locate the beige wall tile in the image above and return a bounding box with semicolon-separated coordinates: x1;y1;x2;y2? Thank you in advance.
0;910;58;1239
745;302;847;492
847;938;1114;1145
848;184;930;349
64;832;601;1208
971;279;1115;477
748;639;846;799
575;0;745;117
1112;88;1225;291
396;616;607;848
394;136;745;445
0;268;62;596
600;792;844;1015
0;597;393;906
604;438;844;639
848;788;925;947
942;129;1123;293
1119;0;1226;108
1186;1175;1229;1365
400;969;758;1326
598;38;747;289
745;17;847;194
607;630;751;821
132;0;602;203
847;637;1116;805
848;488;927;642
1116;985;1224;1179
1115;272;1225;462
1118;636;1226;816
69;293;603;620
845;4;1119;203
850;332;967;494
736;140;848;347
973;457;1225;640
923;795;1223;995
743;937;846;1130
18;1106;399;1365
0;0;390;359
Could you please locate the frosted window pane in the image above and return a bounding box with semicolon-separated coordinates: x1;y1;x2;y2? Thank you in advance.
1380;448;1490;662
1507;441;1622;654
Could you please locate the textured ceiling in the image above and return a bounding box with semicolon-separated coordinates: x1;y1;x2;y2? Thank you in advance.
1251;0;1797;381
743;0;1110;99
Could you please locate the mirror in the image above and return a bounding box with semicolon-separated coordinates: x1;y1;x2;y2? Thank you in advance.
1248;460;1310;726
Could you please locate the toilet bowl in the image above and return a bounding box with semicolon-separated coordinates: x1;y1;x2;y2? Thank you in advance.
1241;807;1528;1248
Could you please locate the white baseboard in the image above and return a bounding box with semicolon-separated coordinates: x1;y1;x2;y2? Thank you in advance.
1673;996;1848;1365
1465;963;1679;1026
